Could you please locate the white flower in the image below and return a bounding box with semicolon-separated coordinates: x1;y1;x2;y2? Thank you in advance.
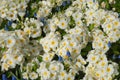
1;53;8;62
37;62;46;73
13;55;23;64
58;19;68;29
65;74;74;80
103;23;113;32
11;23;17;29
31;29;41;38
50;72;57;80
49;23;57;32
65;8;73;17
87;1;94;7
58;48;67;58
43;53;52;62
7;11;17;20
49;38;58;49
57;62;64;71
29;72;38;80
85;9;95;18
49;63;59;72
87;53;99;63
2;63;9;71
77;55;86;65
75;20;83;26
98;60;107;68
58;70;67;80
92;40;104;49
6;36;16;48
42;44;51;52
95;70;104;78
17;2;27;12
69;69;77;76
24;27;31;36
22;72;29;79
72;12;82;21
113;19;120;28
7;59;15;68
106;64;114;75
83;74;94;80
41;69;50;80
75;62;82;68
108;31;120;42
0;8;7;18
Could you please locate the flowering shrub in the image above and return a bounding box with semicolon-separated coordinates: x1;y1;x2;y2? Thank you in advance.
0;0;120;80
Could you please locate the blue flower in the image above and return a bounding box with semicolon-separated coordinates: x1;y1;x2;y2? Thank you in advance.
67;0;71;4
58;56;63;62
12;76;16;80
4;25;9;31
2;74;7;80
34;13;37;17
62;1;67;7
66;51;71;57
40;17;44;22
7;21;13;26
107;42;111;48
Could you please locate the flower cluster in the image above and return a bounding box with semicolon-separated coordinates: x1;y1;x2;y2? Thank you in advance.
0;0;29;20
85;50;119;80
23;18;43;38
0;0;120;80
36;0;64;19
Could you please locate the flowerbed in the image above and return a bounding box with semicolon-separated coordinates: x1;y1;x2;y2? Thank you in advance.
0;0;120;80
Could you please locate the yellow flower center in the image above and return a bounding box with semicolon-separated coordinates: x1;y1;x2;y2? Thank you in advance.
61;22;65;27
8;60;13;65
60;72;65;77
107;68;111;72
43;72;48;76
92;56;96;61
8;39;12;44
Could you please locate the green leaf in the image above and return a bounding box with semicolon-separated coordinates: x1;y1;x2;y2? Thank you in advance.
88;24;94;31
37;55;42;62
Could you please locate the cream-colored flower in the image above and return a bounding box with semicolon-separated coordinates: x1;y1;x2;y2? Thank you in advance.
59;70;67;80
2;63;9;71
41;69;50;80
22;72;29;79
6;36;16;48
58;19;68;29
29;72;38;80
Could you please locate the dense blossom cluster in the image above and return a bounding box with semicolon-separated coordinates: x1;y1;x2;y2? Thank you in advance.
0;0;29;20
0;0;120;80
36;0;64;19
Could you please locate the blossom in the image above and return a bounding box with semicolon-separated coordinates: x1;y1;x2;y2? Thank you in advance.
29;72;38;80
22;72;29;79
41;68;50;80
58;19;68;29
6;36;16;48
